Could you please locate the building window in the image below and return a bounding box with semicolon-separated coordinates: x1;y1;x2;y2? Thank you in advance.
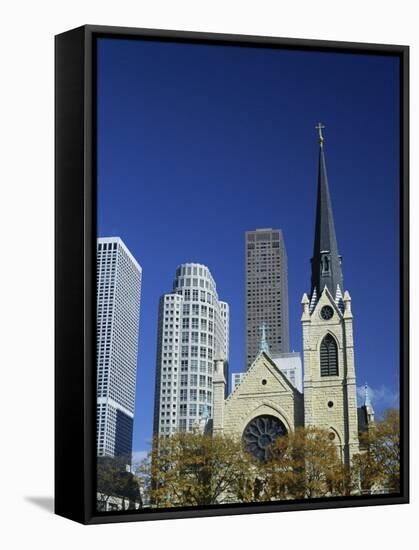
322;255;330;273
320;334;338;376
190;359;198;372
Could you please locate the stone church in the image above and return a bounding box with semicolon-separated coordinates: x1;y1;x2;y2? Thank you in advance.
211;127;374;465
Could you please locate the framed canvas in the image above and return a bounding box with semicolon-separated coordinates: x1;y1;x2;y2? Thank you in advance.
55;25;409;525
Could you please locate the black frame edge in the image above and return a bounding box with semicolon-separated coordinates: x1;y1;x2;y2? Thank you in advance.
400;45;410;503
55;25;89;524
83;23;410;52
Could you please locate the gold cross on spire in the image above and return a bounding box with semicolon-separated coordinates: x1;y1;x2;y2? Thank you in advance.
315;122;325;147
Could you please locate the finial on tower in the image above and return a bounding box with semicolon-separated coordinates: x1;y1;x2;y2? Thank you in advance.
315;122;325;147
364;383;371;407
363;382;375;424
259;323;270;354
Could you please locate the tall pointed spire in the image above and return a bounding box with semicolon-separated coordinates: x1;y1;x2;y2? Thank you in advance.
310;124;344;309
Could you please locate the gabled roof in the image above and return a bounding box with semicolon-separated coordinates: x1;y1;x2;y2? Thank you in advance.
310;285;344;319
226;351;302;403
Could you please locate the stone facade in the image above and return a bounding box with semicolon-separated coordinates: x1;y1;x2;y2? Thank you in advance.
212;353;303;440
212;287;360;466
302;287;359;464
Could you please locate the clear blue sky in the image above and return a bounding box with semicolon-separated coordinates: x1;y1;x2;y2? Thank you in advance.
96;37;400;456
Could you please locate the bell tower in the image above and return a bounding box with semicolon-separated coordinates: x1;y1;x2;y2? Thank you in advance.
302;125;359;464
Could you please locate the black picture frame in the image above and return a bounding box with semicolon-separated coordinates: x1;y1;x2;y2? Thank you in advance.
55;24;409;525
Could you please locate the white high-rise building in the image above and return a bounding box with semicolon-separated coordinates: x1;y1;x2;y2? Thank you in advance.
231;372;245;390
96;237;142;458
271;352;303;392
153;263;229;436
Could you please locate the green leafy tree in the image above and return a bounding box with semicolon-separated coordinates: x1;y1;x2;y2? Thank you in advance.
97;455;142;510
353;408;400;494
258;427;351;500
134;412;401;509
138;431;255;507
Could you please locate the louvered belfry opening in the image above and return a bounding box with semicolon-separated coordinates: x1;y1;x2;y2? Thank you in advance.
320;334;338;376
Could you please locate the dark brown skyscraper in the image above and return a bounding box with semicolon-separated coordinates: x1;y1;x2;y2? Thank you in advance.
245;228;289;369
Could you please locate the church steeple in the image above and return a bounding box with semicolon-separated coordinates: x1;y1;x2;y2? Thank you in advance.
310;124;344;310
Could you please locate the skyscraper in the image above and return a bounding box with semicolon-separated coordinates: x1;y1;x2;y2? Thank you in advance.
153;263;229;436
96;237;142;458
245;228;289;370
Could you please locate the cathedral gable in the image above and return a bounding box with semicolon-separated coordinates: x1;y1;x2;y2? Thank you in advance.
310;286;343;321
227;352;298;401
220;352;303;438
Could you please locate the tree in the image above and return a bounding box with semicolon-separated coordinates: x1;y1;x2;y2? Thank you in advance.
134;412;401;508
138;431;255;507
258;427;352;500
97;455;142;511
353;408;400;494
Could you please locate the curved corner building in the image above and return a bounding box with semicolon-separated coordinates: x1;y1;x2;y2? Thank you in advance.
153;263;229;436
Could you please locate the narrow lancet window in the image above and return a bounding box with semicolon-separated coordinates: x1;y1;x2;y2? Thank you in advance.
320;334;338;376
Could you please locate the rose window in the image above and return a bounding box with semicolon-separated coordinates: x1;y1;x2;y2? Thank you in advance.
242;415;287;462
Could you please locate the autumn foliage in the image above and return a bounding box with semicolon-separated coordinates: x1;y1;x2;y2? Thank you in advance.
352;408;400;494
138;432;255;507
97;409;400;509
